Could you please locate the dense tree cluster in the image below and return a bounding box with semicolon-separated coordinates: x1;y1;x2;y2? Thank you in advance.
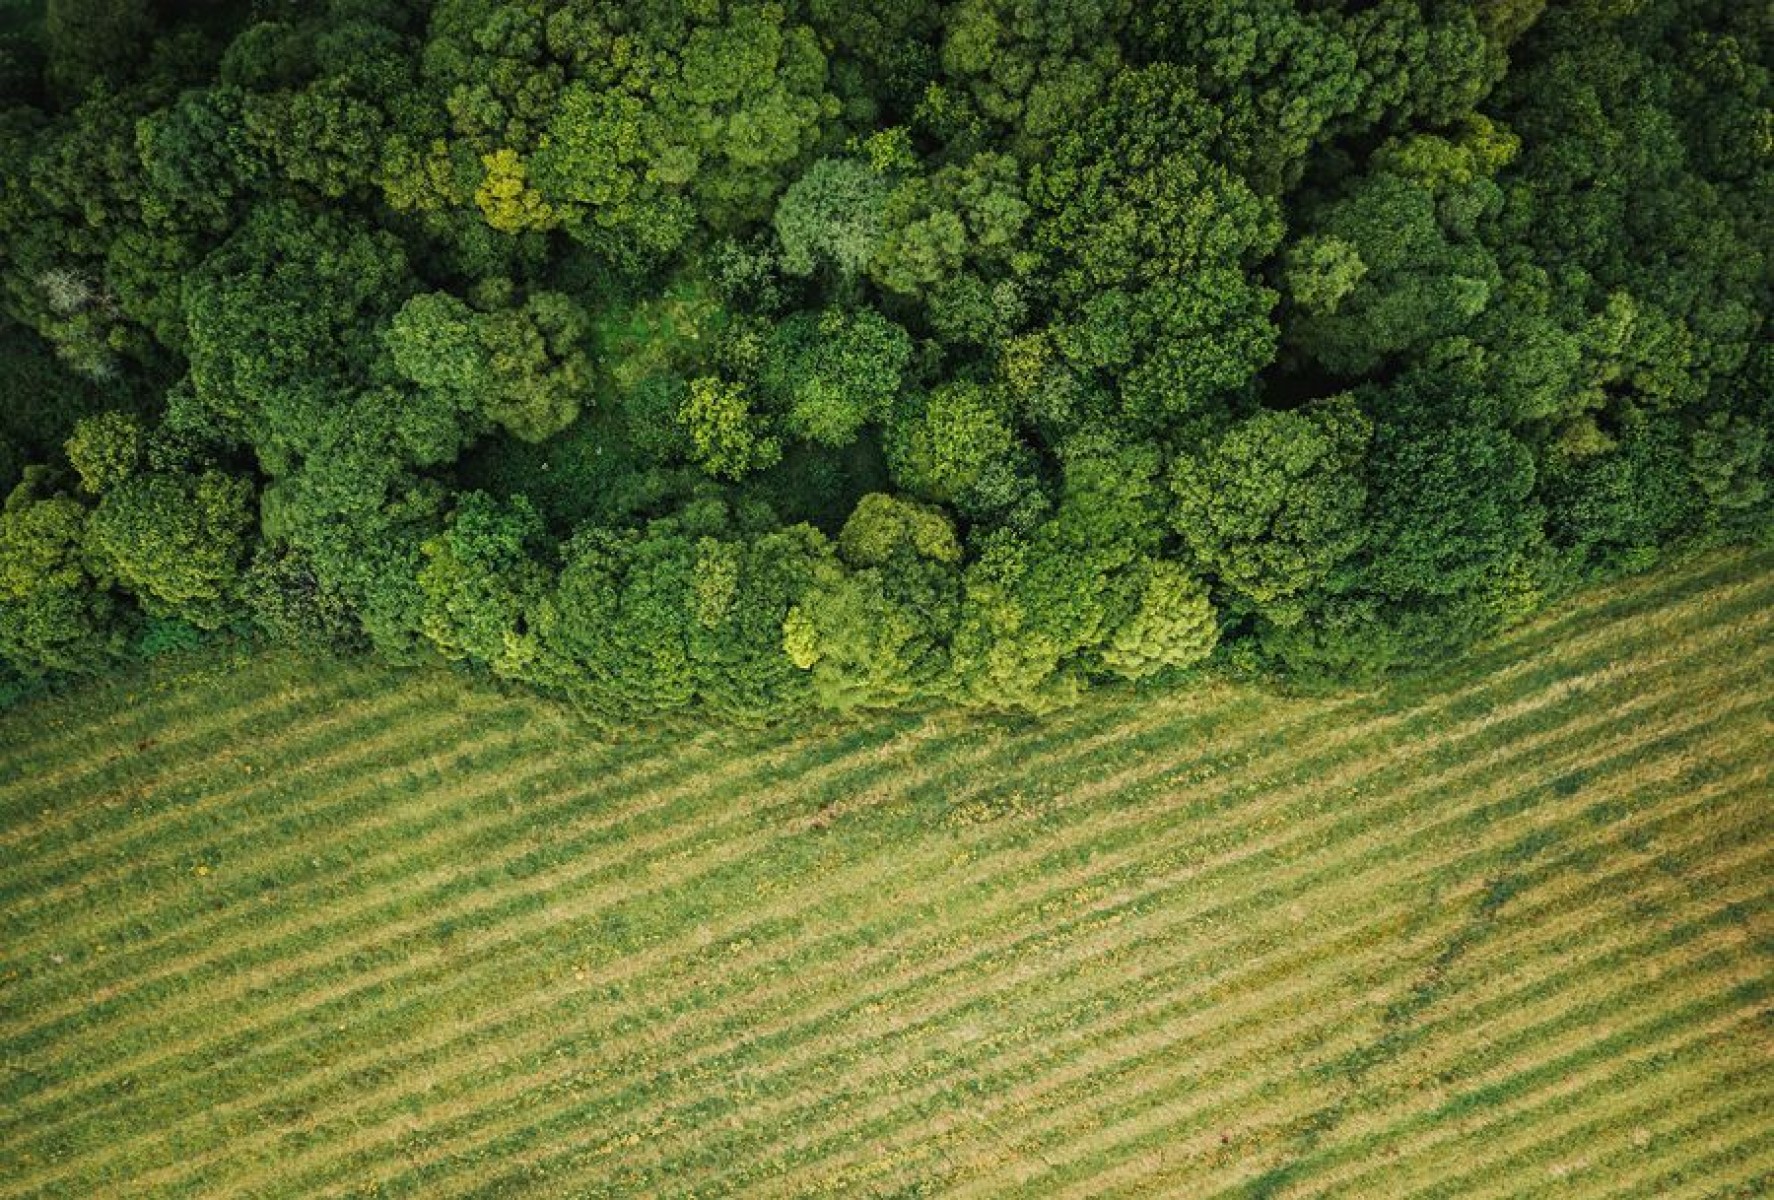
0;0;1766;719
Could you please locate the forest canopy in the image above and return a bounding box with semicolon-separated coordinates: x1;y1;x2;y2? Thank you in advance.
0;0;1767;721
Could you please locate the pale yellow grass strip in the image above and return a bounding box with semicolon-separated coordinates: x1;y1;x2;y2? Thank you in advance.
1603;1092;1774;1200
1115;924;1764;1200
3;718;714;1038
881;769;1770;1200
2;712;956;1145
294;663;1610;1196
0;663;364;813
253;568;1759;1192
691;659;1772;1197
1133;986;1764;1200
126;689;1301;1195
0;682;458;923
549;674;1759;1200
0;717;547;1036
949;807;1774;1200
1272;865;1769;1193
1321;793;1767;1094
20;564;1766;1200
1325;962;1766;1200
13;704;1103;1188
1419;1013;1769;1200
388;629;1770;1198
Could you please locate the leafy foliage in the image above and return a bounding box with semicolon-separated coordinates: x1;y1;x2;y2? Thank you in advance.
0;0;1763;719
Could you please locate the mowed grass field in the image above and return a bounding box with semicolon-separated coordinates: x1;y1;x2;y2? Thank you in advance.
0;549;1770;1199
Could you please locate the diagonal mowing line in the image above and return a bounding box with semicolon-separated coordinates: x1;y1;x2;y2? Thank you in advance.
1114;993;1768;1200
360;614;1774;1192
0;654;366;802
86;692;1291;1192
17;553;1774;1192
1261;844;1770;1192
1192;792;1702;1200
0;714;548;1023
1092;884;1769;1200
117;685;1390;1192
1359;983;1771;1200
698;653;1766;1192
436;656;1766;1200
897;794;1774;1200
766;742;1774;1200
0;667;379;823
823;820;1771;1200
345;624;1774;1192
571;639;1774;1200
273;671;1632;1192
0;682;464;911
6;702;1114;1171
0;708;945;1141
0;714;734;1034
1595;1090;1774;1200
1408;1039;1770;1200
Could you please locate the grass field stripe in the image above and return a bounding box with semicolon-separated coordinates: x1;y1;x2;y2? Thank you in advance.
1337;819;1769;1085
48;639;1766;1200
764;769;1770;1200
1000;883;1770;1200
1;676;543;883
0;681;464;910
425;674;1759;1200
1339;975;1768;1200
722;919;1756;1200
0;673;392;874
599;663;1774;1192
706;678;1774;1192
262;646;1731;1200
0;705;936;1040
1265;856;1771;1191
0;713;765;1031
1600;1090;1774;1200
1110;1012;1763;1200
322;631;1774;1192
0;702;1128;1150
1085;923;1766;1200
0;655;368;803
0;666;382;824
3;692;1135;1164
1405;1055;1766;1200
886;814;1774;1200
0;550;1759;1192
117;674;1454;1200
1291;953;1768;1199
3;610;1759;1192
1405;1019;1769;1200
0;697;542;961
83;685;1312;1192
1117;799;1771;1196
0;730;586;1057
0;715;558;1029
0;708;963;1138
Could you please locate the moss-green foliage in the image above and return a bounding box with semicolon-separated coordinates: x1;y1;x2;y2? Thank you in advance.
0;0;1764;716
0;469;128;675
